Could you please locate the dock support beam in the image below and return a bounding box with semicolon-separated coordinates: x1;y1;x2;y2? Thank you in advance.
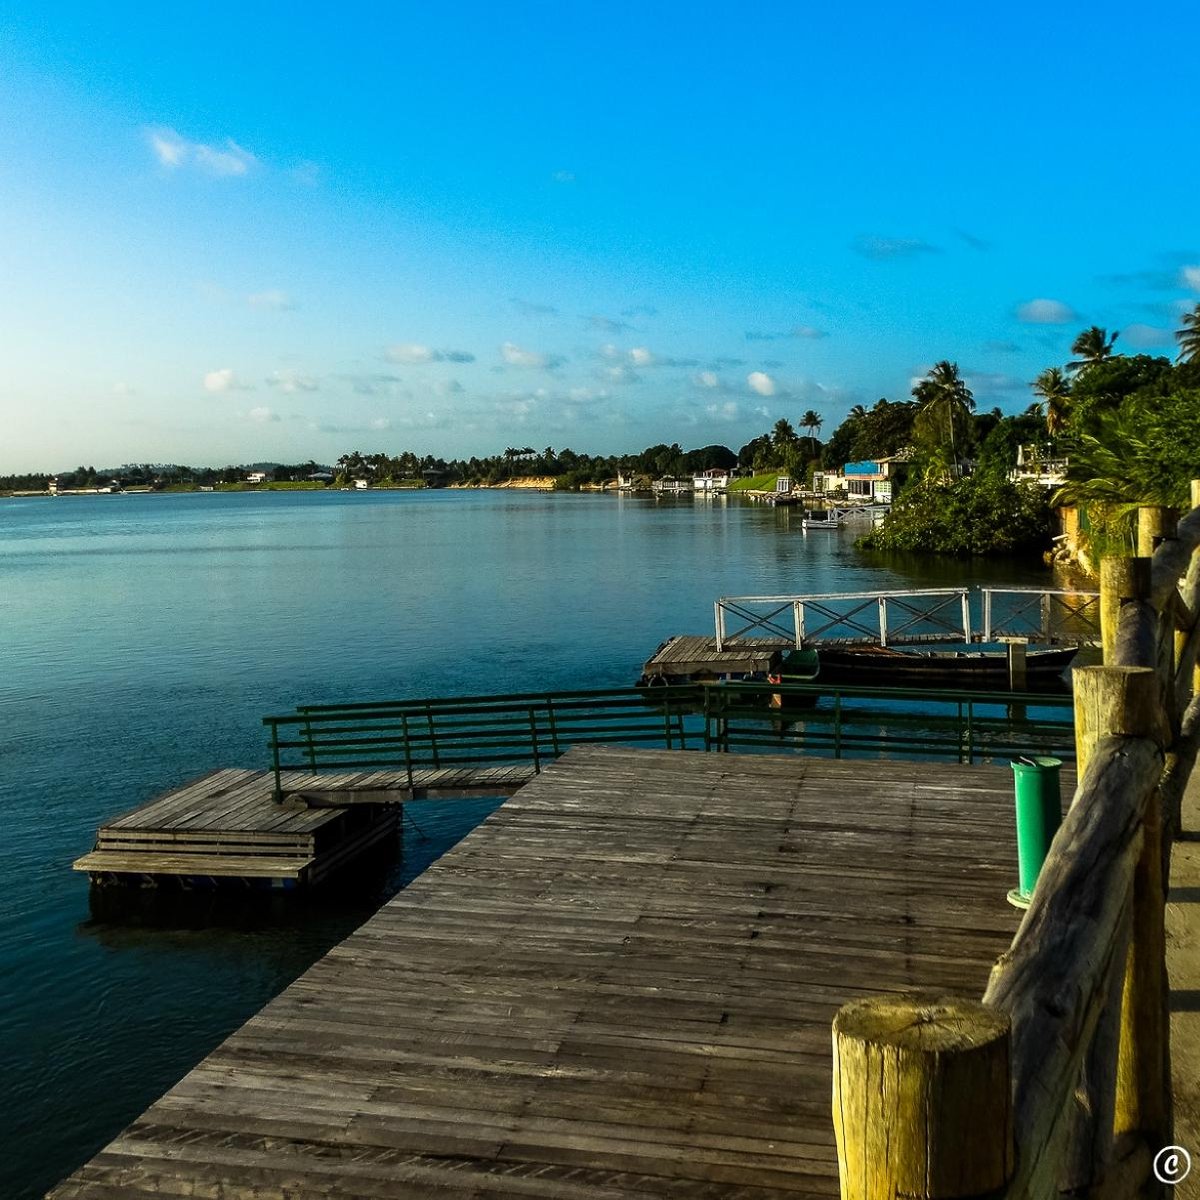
832;993;1013;1199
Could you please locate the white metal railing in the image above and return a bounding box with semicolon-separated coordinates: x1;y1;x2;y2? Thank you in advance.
714;589;972;650
714;586;1102;650
979;586;1100;644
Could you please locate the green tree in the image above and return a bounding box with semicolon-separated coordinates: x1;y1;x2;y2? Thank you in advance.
1068;326;1118;373
772;418;797;448
1177;302;1200;364
1031;367;1072;437
911;361;975;468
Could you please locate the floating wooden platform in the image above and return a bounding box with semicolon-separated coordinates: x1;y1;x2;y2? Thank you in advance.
74;765;535;887
641;634;794;681
53;745;1064;1198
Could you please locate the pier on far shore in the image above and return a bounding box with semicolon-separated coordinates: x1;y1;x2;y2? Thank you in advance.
53;744;1048;1199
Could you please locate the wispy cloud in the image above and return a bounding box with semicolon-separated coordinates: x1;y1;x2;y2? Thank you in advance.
1121;323;1175;349
266;369;318;393
246;406;280;423
694;371;723;390
854;235;940;260
983;339;1022;354
955;229;991;251
203;368;251;392
621;304;658;318
589;315;635;333
746;325;828;342
511;298;558;316
147;126;257;176
248;289;294;311
1183;266;1200;292
386;343;475;364
336;373;404;395
501;341;564;369
551;169;576;184
1016;298;1077;324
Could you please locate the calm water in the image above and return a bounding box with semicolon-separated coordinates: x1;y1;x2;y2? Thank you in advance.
0;489;1061;1197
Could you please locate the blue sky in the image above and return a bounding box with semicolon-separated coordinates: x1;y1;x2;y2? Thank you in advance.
1;1;1197;471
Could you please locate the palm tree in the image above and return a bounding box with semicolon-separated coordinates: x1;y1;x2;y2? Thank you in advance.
911;361;975;469
772;418;797;447
800;410;824;440
1031;367;1072;437
848;404;868;421
1177;302;1200;363
1068;326;1118;372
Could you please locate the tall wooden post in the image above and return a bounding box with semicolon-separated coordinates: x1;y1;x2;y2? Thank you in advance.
1071;665;1171;1161
1072;665;1164;776
1099;557;1151;664
1137;505;1177;559
832;994;1013;1199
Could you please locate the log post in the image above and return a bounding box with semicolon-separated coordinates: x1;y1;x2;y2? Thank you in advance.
1137;505;1177;559
1072;665;1164;776
832;994;1012;1199
1070;666;1171;1165
1099;556;1151;664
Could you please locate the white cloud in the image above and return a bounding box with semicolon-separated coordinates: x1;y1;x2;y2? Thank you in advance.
695;370;721;389
706;401;740;421
203;367;245;392
248;289;294;311
385;343;474;364
747;371;777;396
597;343;622;361
1183;266;1200;291
629;346;655;367
1121;323;1175;349
147;126;257;176
247;406;280;423
266;369;318;393
552;169;576;183
1016;298;1077;324
368;417;392;431
387;342;438;364
501;341;562;369
792;325;827;340
604;364;639;385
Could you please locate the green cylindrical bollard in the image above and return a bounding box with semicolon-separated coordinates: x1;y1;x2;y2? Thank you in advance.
1008;756;1063;909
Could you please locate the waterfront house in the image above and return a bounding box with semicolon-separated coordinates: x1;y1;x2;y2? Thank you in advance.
653;476;693;495
246;471;270;485
1010;443;1068;488
815;453;908;503
692;468;731;494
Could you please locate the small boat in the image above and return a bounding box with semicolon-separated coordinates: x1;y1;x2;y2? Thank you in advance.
778;644;1078;687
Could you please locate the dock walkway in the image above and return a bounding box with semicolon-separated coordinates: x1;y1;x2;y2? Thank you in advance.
53;746;1052;1198
74;765;535;886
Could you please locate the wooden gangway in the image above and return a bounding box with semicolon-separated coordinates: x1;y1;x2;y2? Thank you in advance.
52;745;1050;1199
715;586;1101;650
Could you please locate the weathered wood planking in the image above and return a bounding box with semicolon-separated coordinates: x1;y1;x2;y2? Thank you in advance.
642;634;794;678
52;745;1058;1198
74;766;533;885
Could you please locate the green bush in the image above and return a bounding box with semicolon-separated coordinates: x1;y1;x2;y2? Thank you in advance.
858;475;1051;555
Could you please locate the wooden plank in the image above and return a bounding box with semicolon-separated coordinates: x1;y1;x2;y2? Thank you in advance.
55;745;1025;1198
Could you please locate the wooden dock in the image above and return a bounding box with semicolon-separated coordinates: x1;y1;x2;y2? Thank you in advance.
74;765;535;887
53;745;1059;1198
640;634;794;682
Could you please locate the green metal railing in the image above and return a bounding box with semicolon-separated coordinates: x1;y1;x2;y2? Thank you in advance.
263;683;1075;801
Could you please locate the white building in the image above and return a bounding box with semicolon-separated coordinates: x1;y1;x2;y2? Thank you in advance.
692;468;731;494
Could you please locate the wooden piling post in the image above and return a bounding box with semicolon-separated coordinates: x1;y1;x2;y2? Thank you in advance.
1137;505;1177;559
832;994;1013;1199
1072;665;1164;776
1099;557;1151;663
1006;641;1027;691
1069;665;1171;1162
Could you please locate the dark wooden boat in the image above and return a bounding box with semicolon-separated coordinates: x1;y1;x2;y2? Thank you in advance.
780;644;1078;686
